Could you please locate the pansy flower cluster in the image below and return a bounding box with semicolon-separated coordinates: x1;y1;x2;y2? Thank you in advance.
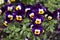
2;3;25;27
28;4;53;36
0;0;60;37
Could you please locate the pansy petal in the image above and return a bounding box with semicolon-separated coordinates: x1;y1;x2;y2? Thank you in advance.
53;9;60;19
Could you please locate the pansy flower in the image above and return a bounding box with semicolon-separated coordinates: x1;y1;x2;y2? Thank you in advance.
14;12;24;22
5;11;14;23
32;3;47;15
5;3;14;12
43;10;53;20
15;15;24;22
14;10;25;22
29;22;44;36
32;26;44;36
53;9;60;19
26;10;36;20
3;12;15;27
15;3;25;11
32;15;44;25
25;5;33;13
47;12;53;20
3;20;8;27
34;4;51;19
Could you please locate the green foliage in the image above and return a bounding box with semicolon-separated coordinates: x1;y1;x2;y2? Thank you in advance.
42;19;57;33
21;0;36;5
40;0;60;12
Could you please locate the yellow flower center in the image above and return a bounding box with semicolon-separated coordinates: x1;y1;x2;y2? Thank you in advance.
10;0;15;2
38;9;44;14
16;5;21;11
3;21;8;27
8;15;13;20
48;16;52;20
0;10;2;15
16;15;22;21
29;13;34;18
34;29;40;35
35;19;41;24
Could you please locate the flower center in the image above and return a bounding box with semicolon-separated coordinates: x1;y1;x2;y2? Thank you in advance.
48;16;52;20
38;9;44;14
3;21;8;27
8;15;13;20
16;5;21;11
35;19;41;24
10;0;15;2
34;29;40;35
16;15;22;21
29;13;34;18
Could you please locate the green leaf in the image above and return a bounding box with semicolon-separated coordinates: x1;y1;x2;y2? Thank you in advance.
36;37;40;40
27;32;31;37
33;37;36;40
42;34;47;40
20;30;24;36
22;25;26;30
14;28;20;32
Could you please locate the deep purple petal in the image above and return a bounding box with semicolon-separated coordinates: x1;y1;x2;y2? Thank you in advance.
53;9;60;19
